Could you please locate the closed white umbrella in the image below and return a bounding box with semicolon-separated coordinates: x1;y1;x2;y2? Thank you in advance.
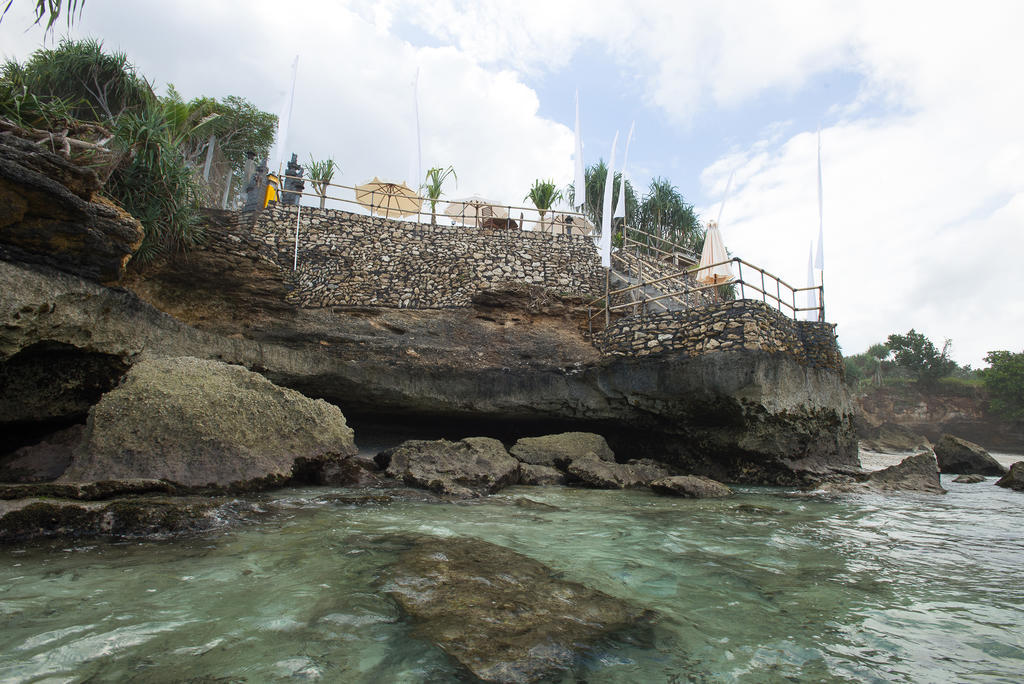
695;220;734;285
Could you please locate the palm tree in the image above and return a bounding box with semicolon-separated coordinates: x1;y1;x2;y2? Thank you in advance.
637;177;700;250
566;161;638;238
307;156;338;209
1;0;86;32
423;165;457;225
525;179;563;229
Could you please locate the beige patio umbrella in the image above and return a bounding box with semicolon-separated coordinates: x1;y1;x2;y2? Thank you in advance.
546;212;596;236
444;195;509;227
354;178;423;219
695;220;735;285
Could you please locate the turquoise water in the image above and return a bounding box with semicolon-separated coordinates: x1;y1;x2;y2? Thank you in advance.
1;477;1023;682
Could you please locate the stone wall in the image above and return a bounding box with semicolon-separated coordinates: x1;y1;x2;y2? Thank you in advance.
249;206;603;308
594;300;843;371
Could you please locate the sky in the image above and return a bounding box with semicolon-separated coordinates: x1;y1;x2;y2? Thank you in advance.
2;0;1022;366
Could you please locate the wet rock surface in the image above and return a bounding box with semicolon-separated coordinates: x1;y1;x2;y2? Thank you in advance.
952;474;986;484
566;454;669;489
510;432;615;468
825;452;946;494
0;495;247;542
379;437;520;498
859;421;932;453
518;463;566;486
996;462;1024;491
61;356;358;490
0;424;82;482
650;475;733;498
933;434;1007;476
385;536;650;683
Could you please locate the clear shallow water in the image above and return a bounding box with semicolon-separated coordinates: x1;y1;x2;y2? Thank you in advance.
1;476;1023;682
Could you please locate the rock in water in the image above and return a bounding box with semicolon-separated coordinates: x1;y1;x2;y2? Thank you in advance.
933;434;1007;475
859;422;931;453
566;454;669;489
510;432;615;469
650;475;732;498
380;437;520;498
60;357;357;490
386;536;649;683
952;474;986;484
866;452;946;494
996;462;1024;491
518;463;566;486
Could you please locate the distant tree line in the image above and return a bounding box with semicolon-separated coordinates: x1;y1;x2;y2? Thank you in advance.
845;329;1024;423
0;38;276;263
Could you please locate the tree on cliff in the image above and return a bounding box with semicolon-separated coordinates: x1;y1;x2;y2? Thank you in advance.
885;329;957;386
981;350;1024;422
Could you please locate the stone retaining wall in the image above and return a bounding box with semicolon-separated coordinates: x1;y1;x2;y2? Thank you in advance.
594;300;842;371
249;206;603;308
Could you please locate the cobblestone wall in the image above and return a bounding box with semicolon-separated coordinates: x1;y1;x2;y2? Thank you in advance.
594;300;842;371
247;206;603;308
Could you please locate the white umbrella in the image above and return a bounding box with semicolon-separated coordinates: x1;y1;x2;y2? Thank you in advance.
354;178;423;219
696;220;734;285
444;195;509;227
546;212;596;236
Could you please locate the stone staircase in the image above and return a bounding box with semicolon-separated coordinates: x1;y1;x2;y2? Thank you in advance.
609;249;716;314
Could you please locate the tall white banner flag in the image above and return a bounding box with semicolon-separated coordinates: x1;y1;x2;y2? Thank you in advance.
271;55;299;173
574;90;586;211
599;130;619;269
815;128;824;270
806;241;818;321
613;121;634;220
717;169;735;227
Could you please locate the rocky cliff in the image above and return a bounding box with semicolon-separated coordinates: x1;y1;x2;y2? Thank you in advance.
0;134;859;486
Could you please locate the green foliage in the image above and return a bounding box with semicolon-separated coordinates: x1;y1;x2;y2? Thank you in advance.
566;160;638;236
885;329;957;386
525;178;563;219
981;350;1024;422
423;165;457;223
307;156;339;209
1;0;85;32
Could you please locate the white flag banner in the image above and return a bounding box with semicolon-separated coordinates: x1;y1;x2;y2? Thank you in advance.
271;55;299;173
816;128;824;270
613;121;634;220
717;169;735;227
574;90;586;211
599;130;619;269
408;67;422;193
806;241;818;321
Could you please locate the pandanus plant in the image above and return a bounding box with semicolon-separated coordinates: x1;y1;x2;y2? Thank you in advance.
525;178;563;229
423;165;457;225
307;156;339;209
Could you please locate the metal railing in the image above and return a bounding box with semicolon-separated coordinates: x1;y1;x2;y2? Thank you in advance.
587;254;825;332
274;173;590;236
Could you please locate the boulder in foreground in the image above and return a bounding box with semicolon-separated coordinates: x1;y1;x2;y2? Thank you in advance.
650;475;732;498
386;536;649;683
567;454;669;489
996;462;1024;491
60;357;357;490
379;437;520;498
933;434;1007;475
824;452;946;494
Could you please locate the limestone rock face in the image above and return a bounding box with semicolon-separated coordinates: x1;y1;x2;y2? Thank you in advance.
60;357;357;490
996;462;1024;491
386;536;649;683
933;434;1007;475
0;127;143;283
510;432;615;469
566;454;669;489
650;475;733;498
380;437;520;498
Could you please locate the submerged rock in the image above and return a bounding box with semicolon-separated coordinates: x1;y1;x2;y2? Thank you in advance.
996;462;1024;491
509;432;615;469
650;475;732;498
952;474;986;484
566;454;669;489
379;437;520;498
60;357;357;490
385;536;649;683
933;434;1007;475
0;495;244;542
